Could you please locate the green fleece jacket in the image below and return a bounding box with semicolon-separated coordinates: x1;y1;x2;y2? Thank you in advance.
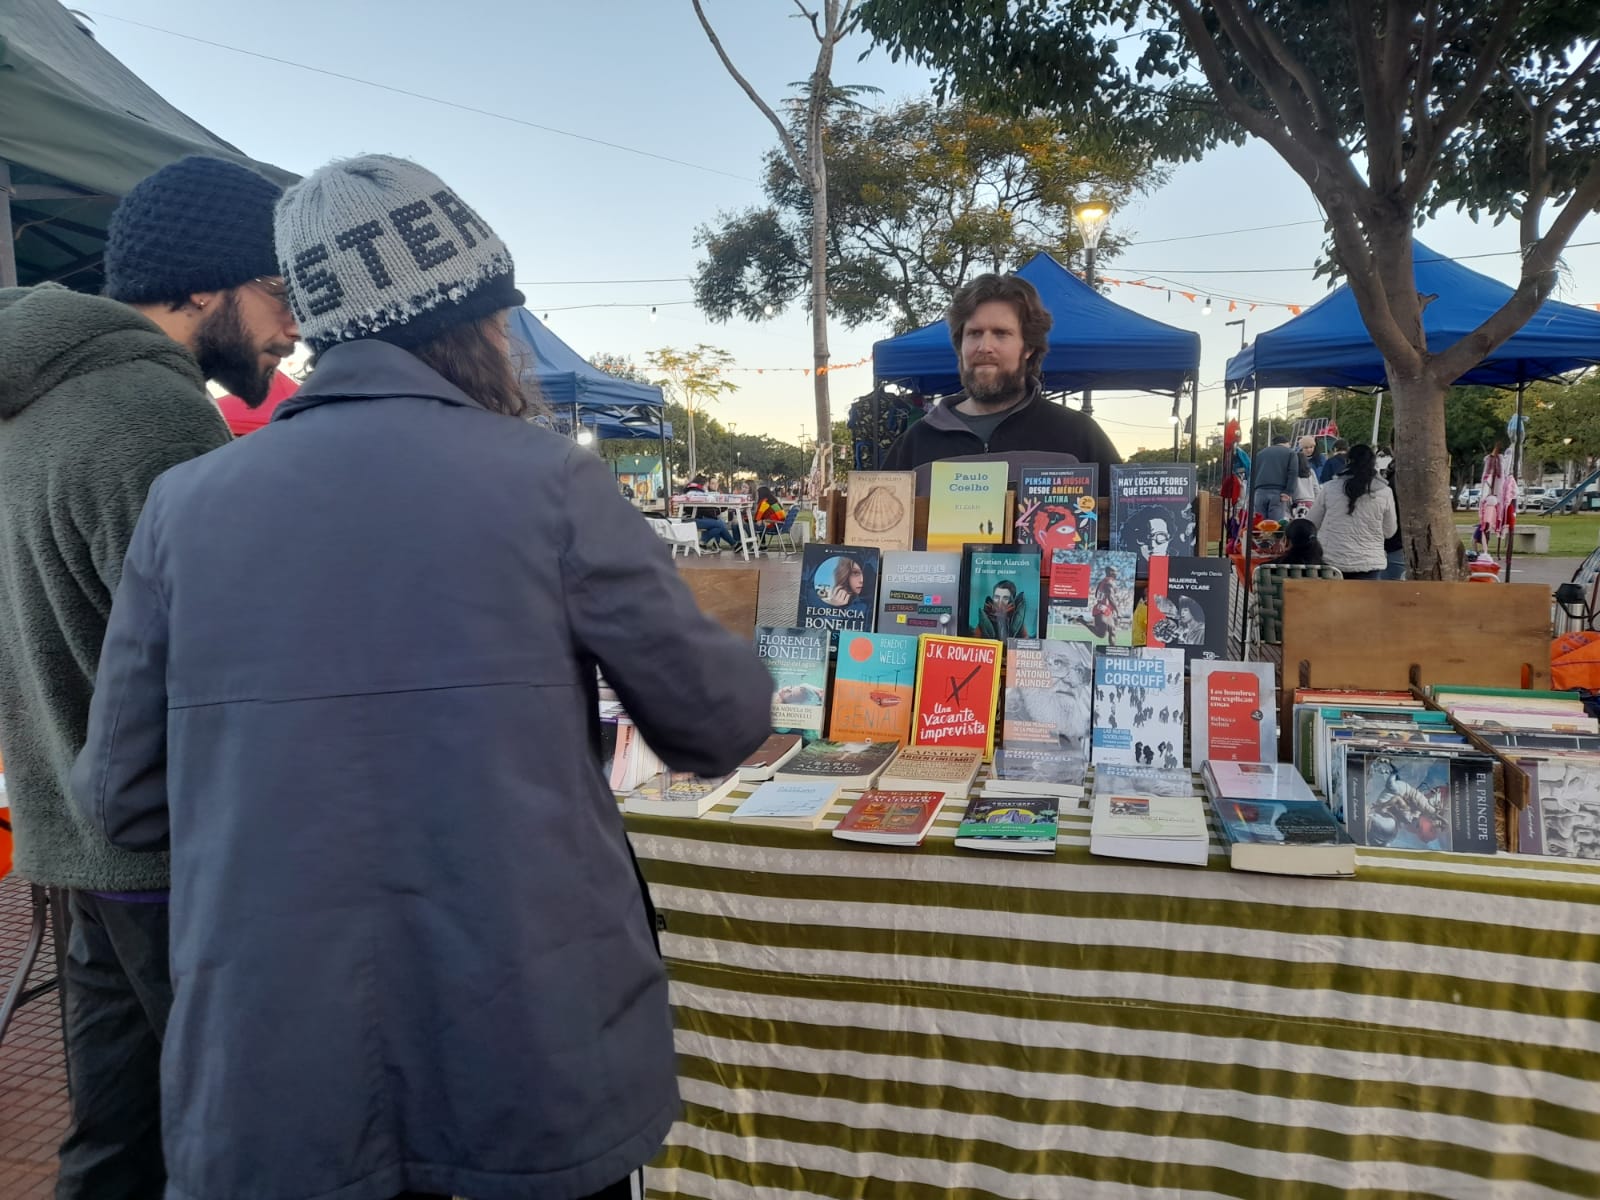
0;284;230;889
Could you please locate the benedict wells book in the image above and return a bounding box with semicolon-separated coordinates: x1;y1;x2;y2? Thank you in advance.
797;544;881;633
876;551;962;638
910;635;1004;760
1109;464;1198;579
829;632;916;744
755;626;831;741
1014;466;1100;568
1090;646;1186;771
1145;556;1232;663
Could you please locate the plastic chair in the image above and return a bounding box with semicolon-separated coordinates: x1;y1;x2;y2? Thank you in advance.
1251;562;1343;648
759;510;800;555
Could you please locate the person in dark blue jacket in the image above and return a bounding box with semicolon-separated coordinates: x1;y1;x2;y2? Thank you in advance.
72;155;774;1200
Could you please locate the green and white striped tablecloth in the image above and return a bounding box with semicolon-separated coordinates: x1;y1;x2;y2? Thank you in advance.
624;786;1600;1198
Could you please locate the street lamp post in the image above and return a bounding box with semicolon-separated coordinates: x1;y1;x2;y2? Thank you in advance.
1072;198;1111;418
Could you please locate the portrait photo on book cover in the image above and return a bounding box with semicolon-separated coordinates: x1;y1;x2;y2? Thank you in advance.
1118;506;1197;572
810;553;873;621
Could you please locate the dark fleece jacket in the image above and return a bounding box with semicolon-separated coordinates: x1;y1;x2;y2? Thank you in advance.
0;283;230;888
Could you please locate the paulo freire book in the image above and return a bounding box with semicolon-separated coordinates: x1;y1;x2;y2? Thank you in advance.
996;638;1093;787
876;551;962;639
829;632;916;745
1146;556;1232;663
911;635;1004;760
1014;465;1099;568
1090;646;1186;771
844;471;916;553
755;626;830;741
1108;463;1198;579
926;462;1007;553
797;544;880;633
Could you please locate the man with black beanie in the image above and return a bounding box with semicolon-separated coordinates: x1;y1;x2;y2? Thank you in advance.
0;154;296;1200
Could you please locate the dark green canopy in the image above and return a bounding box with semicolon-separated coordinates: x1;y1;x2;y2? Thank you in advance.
0;0;293;291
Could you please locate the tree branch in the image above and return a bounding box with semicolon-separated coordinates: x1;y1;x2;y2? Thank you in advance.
1429;165;1600;384
692;0;808;175
1408;2;1526;195
791;0;823;42
1410;0;1441;151
1344;0;1402;195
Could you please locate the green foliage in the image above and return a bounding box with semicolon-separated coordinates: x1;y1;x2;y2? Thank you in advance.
857;2;1597;230
1290;386;1506;483
651;402;811;485
1488;372;1600;480
693;97;1163;333
645;345;739;477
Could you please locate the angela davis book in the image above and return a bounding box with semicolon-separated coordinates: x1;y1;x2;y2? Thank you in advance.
1146;556;1232;663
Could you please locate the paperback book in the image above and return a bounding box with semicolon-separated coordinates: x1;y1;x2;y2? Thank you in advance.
831;790;949;847
1515;756;1600;860
876;551;962;638
797;544;881;632
1108;463;1199;578
844;471;916;552
1045;549;1135;645
1090;647;1187;771
961;546;1043;639
996;638;1093;786
1342;749;1497;854
774;739;900;790
1205;793;1356;876
755;626;831;741
622;770;740;818
953;794;1059;854
729;779;842;829
876;745;984;800
1201;760;1317;804
737;733;803;783
1146;556;1232;662
927;462;1007;552
829;632;916;744
1189;661;1278;765
911;635;1004;759
1014;465;1100;566
1092;764;1198;798
1089;789;1210;866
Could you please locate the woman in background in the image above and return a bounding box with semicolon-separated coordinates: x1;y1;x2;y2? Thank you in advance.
1279;518;1326;566
1308;444;1396;579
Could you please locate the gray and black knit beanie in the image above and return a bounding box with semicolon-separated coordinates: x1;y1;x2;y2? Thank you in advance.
274;155;524;352
104;156;282;303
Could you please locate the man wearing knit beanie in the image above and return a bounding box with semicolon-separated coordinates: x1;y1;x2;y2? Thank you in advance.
72;155;774;1200
0;154;294;1200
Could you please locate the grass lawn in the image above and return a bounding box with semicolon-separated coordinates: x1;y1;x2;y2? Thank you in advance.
1455;512;1600;556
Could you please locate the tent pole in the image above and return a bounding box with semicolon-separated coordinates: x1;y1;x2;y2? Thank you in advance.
658;406;670;506
1370;392;1382;447
1189;377;1199;466
0;159;18;289
1504;379;1525;582
1239;383;1262;659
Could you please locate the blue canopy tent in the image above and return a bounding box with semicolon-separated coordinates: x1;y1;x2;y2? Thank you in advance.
505;308;674;487
873;252;1200;396
1222;242;1600;604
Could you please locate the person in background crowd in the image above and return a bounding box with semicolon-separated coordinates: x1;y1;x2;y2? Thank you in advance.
755;484;798;545
1319;438;1350;483
1279;518;1327;566
0;155;292;1200
71;154;774;1200
1307;444;1397;579
1250;434;1304;523
881;273;1122;472
1382;461;1407;579
684;473;739;550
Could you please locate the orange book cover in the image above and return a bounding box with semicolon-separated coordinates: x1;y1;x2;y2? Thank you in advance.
829;632;916;744
911;635;1004;760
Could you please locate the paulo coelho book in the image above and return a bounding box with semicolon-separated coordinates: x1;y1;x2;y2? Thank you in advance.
926;462;1007;553
911;635;1004;760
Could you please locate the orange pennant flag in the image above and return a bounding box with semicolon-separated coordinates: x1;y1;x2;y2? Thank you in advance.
1228;300;1238;312
1288;305;1303;315
1180;291;1197;303
1248;304;1258;312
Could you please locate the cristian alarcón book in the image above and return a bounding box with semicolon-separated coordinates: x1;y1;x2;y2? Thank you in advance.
911;635;1004;760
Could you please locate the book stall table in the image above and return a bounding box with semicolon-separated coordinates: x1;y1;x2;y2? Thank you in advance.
624;791;1600;1198
671;494;762;561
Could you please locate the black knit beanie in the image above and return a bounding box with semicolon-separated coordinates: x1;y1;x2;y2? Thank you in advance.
104;156;283;303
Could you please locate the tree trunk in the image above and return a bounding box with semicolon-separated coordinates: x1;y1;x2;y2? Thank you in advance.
809;168;833;493
1387;371;1465;581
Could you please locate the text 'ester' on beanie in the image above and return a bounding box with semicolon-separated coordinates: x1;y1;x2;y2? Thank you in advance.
274;155;524;352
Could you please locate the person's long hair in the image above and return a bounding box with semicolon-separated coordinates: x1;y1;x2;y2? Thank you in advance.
946;273;1053;382
408;312;540;419
1280;518;1325;565
757;485;777;506
832;556;861;597
1343;444;1379;515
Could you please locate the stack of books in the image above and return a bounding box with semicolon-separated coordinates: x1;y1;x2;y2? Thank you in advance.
623;770;740;818
1087;765;1209;866
876;745;984;800
1202;761;1355;876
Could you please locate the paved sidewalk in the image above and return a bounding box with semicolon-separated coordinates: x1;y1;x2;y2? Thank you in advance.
0;876;68;1200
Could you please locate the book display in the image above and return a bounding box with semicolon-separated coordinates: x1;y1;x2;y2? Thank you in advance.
829;632;916;744
1108;463;1198;578
926;462;1007;552
797;544;881;632
774;739;900;790
1190;661;1278;765
1090;647;1186;770
910;635;1004;759
1145;556;1232;662
756;626;831;741
877;551;962;637
832;790;949;846
730;780;842;829
623;770;739;818
1014;465;1099;566
1046;550;1135;645
1089;772;1209;867
844;471;916;553
876;745;984;799
953;795;1059;854
960;546;1042;639
996;638;1092;787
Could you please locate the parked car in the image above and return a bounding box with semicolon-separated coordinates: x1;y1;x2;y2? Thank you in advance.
1457;484;1483;511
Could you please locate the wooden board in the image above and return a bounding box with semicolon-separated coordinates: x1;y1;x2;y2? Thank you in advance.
676;566;761;639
